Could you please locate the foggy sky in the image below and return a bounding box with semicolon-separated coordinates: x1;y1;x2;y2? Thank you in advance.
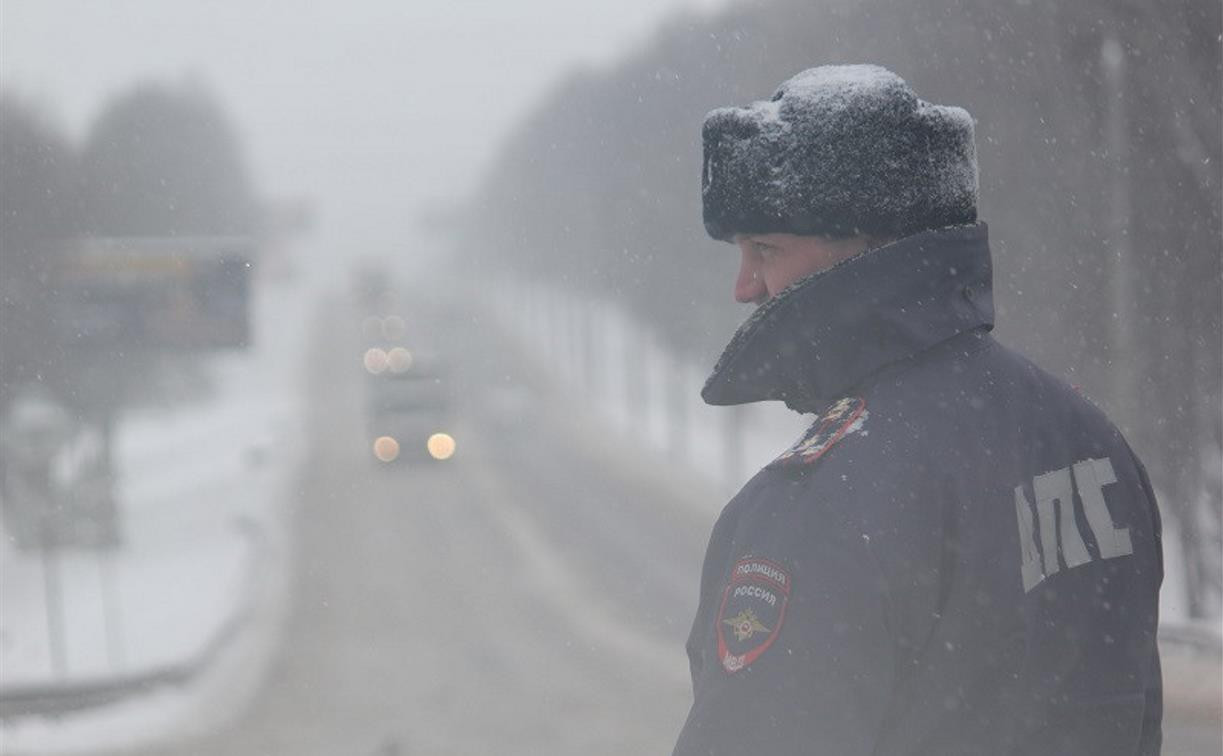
1;0;727;280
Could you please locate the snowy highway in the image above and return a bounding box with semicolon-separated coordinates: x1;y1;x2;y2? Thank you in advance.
99;286;712;755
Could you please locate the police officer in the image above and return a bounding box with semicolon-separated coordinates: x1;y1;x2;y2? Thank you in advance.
672;65;1163;756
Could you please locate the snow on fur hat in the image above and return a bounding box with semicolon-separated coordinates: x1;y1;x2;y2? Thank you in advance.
701;64;978;241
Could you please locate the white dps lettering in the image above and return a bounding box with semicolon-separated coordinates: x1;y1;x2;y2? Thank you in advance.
1014;456;1134;592
733;584;778;606
734;561;789;588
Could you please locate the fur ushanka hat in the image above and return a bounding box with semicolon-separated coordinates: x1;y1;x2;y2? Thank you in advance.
701;64;978;241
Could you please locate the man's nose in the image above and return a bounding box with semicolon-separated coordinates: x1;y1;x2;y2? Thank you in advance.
734;251;767;304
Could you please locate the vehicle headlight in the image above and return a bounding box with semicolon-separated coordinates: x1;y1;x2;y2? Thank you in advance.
387;347;413;373
364;348;389;374
373;435;400;462
427;432;456;460
382;316;406;341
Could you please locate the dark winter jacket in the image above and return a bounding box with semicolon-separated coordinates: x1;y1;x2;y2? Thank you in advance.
672;224;1163;756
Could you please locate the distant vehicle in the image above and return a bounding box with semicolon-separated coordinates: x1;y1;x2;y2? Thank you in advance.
363;347;456;463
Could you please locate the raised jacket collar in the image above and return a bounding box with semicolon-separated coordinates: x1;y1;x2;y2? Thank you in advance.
702;223;995;412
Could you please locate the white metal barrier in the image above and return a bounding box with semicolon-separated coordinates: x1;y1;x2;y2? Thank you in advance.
486;276;809;503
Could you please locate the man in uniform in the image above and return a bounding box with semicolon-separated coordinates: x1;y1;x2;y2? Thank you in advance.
672;65;1163;756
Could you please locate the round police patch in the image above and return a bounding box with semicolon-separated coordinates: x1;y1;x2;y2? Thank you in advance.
716;557;792;673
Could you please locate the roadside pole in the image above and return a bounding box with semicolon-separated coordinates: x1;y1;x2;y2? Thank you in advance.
101;548;126;672
39;520;67;679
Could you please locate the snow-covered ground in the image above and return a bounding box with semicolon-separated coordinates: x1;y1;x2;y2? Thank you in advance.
0;271;314;754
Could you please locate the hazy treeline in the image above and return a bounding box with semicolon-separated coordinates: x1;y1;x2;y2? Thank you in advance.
459;0;1222;617
0;80;257;415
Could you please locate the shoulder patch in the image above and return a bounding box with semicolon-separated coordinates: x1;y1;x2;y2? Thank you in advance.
717;557;792;673
772;396;868;467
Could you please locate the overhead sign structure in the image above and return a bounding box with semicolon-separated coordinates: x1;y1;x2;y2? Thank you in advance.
56;236;254;350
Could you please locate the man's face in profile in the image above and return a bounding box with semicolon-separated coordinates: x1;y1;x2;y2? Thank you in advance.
731;233;869;305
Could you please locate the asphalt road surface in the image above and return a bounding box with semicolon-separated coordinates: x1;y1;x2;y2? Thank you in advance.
109;284;1220;756
109;286;713;755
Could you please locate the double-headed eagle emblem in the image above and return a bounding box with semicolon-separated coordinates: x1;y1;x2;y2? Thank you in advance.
722;608;771;641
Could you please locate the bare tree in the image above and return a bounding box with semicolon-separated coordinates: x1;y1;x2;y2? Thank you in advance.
0;95;77;409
